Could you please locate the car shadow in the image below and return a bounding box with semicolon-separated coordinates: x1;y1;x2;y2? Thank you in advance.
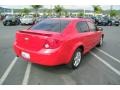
32;63;73;74
31;52;93;75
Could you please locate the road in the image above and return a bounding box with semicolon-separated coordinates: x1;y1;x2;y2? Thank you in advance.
0;21;120;85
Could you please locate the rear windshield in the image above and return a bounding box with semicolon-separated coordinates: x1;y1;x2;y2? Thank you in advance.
5;15;15;19
30;19;70;32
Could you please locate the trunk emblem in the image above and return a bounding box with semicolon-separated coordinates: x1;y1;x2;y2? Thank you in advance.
24;37;29;40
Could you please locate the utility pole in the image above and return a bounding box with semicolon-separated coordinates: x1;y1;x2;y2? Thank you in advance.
11;8;14;15
4;8;5;15
50;5;52;16
110;5;113;17
110;5;113;11
83;8;85;17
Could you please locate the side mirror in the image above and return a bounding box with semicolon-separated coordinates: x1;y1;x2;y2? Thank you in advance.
96;27;103;31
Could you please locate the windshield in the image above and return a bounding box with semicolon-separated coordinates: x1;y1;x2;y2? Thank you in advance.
23;15;33;18
5;15;15;19
30;19;70;32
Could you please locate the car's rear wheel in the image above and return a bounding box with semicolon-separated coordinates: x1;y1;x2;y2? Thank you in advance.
115;24;119;26
97;37;103;47
67;48;82;69
6;21;11;26
3;23;6;26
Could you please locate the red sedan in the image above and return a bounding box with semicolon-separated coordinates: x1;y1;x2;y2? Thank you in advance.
13;18;104;69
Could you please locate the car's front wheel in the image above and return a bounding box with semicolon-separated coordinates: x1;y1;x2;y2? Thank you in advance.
97;37;103;47
6;21;11;26
3;23;6;26
67;48;82;69
115;24;119;26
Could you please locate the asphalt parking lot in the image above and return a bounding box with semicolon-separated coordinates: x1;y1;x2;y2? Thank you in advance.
0;21;120;85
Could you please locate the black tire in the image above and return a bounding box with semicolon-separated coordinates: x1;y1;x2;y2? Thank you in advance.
3;23;6;26
16;20;21;25
67;48;82;69
6;21;11;26
115;24;119;26
97;37;103;47
16;22;19;25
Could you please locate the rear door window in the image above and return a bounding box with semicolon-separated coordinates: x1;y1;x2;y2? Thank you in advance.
76;21;89;33
30;19;70;32
87;22;96;31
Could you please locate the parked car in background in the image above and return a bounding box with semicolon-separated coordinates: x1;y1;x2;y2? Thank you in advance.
3;15;21;26
99;17;112;26
97;17;112;26
20;15;35;25
91;16;99;25
13;18;104;69
102;18;120;26
91;16;120;26
111;18;119;26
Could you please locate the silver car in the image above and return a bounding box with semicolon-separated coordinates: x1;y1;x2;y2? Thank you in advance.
20;15;35;25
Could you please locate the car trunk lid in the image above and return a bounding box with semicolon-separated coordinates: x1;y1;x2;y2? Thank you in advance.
16;30;60;51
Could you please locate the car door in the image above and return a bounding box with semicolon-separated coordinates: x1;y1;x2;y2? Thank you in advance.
76;21;93;52
87;21;101;47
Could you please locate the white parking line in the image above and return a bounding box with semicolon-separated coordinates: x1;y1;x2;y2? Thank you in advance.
95;48;120;64
90;51;120;76
22;62;31;85
0;57;18;85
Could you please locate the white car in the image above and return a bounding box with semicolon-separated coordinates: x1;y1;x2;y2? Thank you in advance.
20;15;35;25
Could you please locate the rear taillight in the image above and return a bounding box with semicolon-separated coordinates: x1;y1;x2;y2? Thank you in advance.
44;39;61;49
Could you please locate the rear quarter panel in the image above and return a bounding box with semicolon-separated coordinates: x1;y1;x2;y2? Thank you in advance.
61;20;87;63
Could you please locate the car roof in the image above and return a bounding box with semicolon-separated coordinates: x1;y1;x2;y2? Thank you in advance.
47;18;92;22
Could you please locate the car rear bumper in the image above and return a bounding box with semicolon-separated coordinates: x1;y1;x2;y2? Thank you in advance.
3;21;16;25
13;43;67;66
114;23;119;25
21;21;34;25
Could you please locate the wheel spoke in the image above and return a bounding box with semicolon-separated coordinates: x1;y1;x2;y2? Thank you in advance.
73;52;81;67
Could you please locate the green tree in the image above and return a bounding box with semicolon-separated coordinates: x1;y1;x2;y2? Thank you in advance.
77;12;84;17
21;8;30;15
31;5;43;17
53;5;64;17
47;9;52;16
110;10;118;17
42;8;52;17
92;5;102;15
64;10;69;17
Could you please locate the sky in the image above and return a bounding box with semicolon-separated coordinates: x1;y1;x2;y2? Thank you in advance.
0;5;120;10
